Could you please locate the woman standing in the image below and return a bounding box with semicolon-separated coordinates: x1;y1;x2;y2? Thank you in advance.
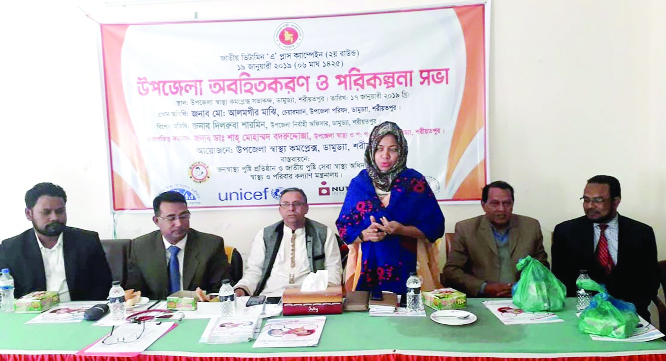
336;121;444;295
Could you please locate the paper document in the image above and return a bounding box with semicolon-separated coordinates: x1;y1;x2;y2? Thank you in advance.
253;316;326;348
26;302;99;324
483;300;563;325
200;315;261;344
370;306;426;317
78;322;176;357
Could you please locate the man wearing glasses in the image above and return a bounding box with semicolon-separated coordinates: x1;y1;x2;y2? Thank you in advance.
126;191;229;300
443;181;549;297
551;175;658;321
233;188;342;297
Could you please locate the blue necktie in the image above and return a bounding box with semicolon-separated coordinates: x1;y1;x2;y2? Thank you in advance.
168;246;180;294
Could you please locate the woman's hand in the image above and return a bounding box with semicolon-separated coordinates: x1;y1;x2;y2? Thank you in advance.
361;216;388;242
377;216;404;235
376;216;426;239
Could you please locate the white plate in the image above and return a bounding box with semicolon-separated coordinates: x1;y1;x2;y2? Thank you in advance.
125;297;149;309
430;310;477;325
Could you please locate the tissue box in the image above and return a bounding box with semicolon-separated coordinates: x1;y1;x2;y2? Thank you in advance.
167;291;198;311
423;288;466;310
282;286;343;316
14;291;60;313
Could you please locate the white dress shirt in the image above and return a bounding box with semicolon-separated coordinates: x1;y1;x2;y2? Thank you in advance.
163;235;188;291
35;231;70;302
235;224;342;297
593;214;619;264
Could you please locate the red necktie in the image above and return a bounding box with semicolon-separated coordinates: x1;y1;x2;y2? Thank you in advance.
595;224;613;274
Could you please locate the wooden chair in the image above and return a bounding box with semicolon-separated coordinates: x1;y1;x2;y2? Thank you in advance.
652;260;666;330
438;233;454;287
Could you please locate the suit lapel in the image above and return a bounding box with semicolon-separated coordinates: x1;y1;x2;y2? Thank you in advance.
182;231;199;290
25;230;47;290
615;215;626;268
578;217;596;267
61;228;77;293
508;215;520;256
479;217;498;256
147;233;169;296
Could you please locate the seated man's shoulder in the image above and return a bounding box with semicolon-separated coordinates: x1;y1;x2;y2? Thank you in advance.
554;216;588;232
512;214;541;227
305;218;328;230
189;229;225;245
0;229;33;248
619;215;654;233
132;230;161;244
455;215;485;230
64;226;99;238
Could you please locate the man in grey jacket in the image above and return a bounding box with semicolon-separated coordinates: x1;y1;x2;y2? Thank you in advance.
234;188;342;297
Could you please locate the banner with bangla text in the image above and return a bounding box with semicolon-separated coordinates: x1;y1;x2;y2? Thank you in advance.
101;3;488;210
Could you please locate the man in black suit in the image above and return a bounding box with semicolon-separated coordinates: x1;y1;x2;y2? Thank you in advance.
126;191;230;300
552;175;659;321
0;183;112;301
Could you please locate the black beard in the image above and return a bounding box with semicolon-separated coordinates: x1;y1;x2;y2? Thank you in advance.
35;222;65;237
586;209;617;224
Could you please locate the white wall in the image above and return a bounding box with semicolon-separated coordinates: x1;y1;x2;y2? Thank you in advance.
0;0;664;265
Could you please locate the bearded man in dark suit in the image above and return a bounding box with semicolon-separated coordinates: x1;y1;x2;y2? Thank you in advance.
0;182;112;301
552;175;659;321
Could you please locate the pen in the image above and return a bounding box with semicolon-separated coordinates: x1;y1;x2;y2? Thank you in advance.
147;300;161;310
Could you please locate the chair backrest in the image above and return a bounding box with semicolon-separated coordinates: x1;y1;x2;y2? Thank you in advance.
225;246;243;286
100;239;132;287
445;233;454;259
653;260;666;330
438;233;455;287
336;234;349;271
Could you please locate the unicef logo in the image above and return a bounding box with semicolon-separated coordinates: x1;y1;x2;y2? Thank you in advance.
171;188;198;201
271;187;285;200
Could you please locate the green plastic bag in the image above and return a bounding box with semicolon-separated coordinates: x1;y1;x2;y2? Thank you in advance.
577;278;639;339
512;255;566;311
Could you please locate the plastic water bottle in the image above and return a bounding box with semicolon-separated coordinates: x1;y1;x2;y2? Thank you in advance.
576;270;592;311
406;272;423;312
108;281;126;321
0;269;15;312
219;279;236;317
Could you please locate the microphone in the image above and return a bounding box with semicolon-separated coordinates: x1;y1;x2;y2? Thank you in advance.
84;303;110;321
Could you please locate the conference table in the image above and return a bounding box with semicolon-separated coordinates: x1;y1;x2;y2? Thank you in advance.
1;299;665;361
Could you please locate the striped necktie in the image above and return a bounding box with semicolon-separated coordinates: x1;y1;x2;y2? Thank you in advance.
595;224;613;274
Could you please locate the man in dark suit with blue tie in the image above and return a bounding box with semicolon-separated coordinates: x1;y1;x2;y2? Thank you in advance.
126;191;230;300
552;175;659;321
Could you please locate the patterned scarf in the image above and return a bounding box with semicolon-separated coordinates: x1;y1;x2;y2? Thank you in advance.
364;121;408;192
